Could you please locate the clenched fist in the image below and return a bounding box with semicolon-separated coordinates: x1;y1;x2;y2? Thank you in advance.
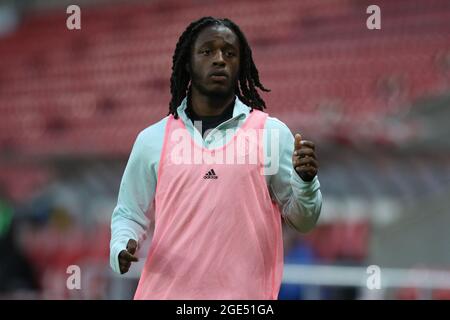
118;239;139;274
292;133;319;182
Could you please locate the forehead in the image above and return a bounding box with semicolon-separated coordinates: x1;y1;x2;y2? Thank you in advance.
193;25;239;49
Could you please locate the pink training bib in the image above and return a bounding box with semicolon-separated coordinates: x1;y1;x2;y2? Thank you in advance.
134;110;284;300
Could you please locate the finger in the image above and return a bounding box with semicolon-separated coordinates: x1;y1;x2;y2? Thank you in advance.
306;166;318;175
300;140;315;150
119;261;130;273
299;157;318;168
294;133;302;150
120;264;130;274
120;250;139;262
125;251;139;262
127;239;138;255
119;257;132;266
295;148;316;159
295;166;318;177
121;260;131;269
294;157;319;168
296;163;318;172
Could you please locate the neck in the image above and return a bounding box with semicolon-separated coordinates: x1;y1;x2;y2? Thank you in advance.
190;86;235;117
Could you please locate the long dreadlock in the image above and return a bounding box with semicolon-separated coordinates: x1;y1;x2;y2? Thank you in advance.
168;16;270;119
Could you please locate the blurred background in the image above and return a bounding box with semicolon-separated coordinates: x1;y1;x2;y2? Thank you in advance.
0;0;449;299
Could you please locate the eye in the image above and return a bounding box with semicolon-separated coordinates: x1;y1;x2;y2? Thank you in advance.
201;49;211;56
225;51;236;57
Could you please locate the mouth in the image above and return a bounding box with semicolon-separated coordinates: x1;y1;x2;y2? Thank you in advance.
209;71;228;82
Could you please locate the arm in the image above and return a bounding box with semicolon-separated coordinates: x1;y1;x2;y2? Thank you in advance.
110;130;159;274
268;121;322;233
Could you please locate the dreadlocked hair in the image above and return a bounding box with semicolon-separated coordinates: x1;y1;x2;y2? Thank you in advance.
168;16;270;119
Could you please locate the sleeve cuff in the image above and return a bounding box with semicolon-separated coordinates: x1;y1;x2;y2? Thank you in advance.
110;240;128;274
290;172;321;197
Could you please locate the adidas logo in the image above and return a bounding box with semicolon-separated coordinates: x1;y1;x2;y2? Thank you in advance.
203;169;218;179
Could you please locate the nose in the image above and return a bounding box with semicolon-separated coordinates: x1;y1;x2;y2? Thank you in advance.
212;50;226;67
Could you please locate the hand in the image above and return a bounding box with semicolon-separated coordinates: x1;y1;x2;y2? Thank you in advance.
292;133;319;182
118;239;139;274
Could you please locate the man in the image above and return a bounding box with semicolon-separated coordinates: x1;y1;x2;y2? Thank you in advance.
110;16;322;299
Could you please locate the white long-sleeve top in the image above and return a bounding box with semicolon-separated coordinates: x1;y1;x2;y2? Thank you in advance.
110;96;322;274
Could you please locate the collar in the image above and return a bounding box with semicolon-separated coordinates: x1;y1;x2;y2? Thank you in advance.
176;95;250;124
175;96;251;143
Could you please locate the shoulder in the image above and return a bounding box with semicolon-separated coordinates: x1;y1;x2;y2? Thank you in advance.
135;116;169;148
128;116;169;167
264;115;294;138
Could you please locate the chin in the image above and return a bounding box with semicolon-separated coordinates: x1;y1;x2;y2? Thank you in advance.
193;81;234;98
207;86;234;98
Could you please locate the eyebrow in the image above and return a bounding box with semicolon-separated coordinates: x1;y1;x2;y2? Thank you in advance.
197;39;238;50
